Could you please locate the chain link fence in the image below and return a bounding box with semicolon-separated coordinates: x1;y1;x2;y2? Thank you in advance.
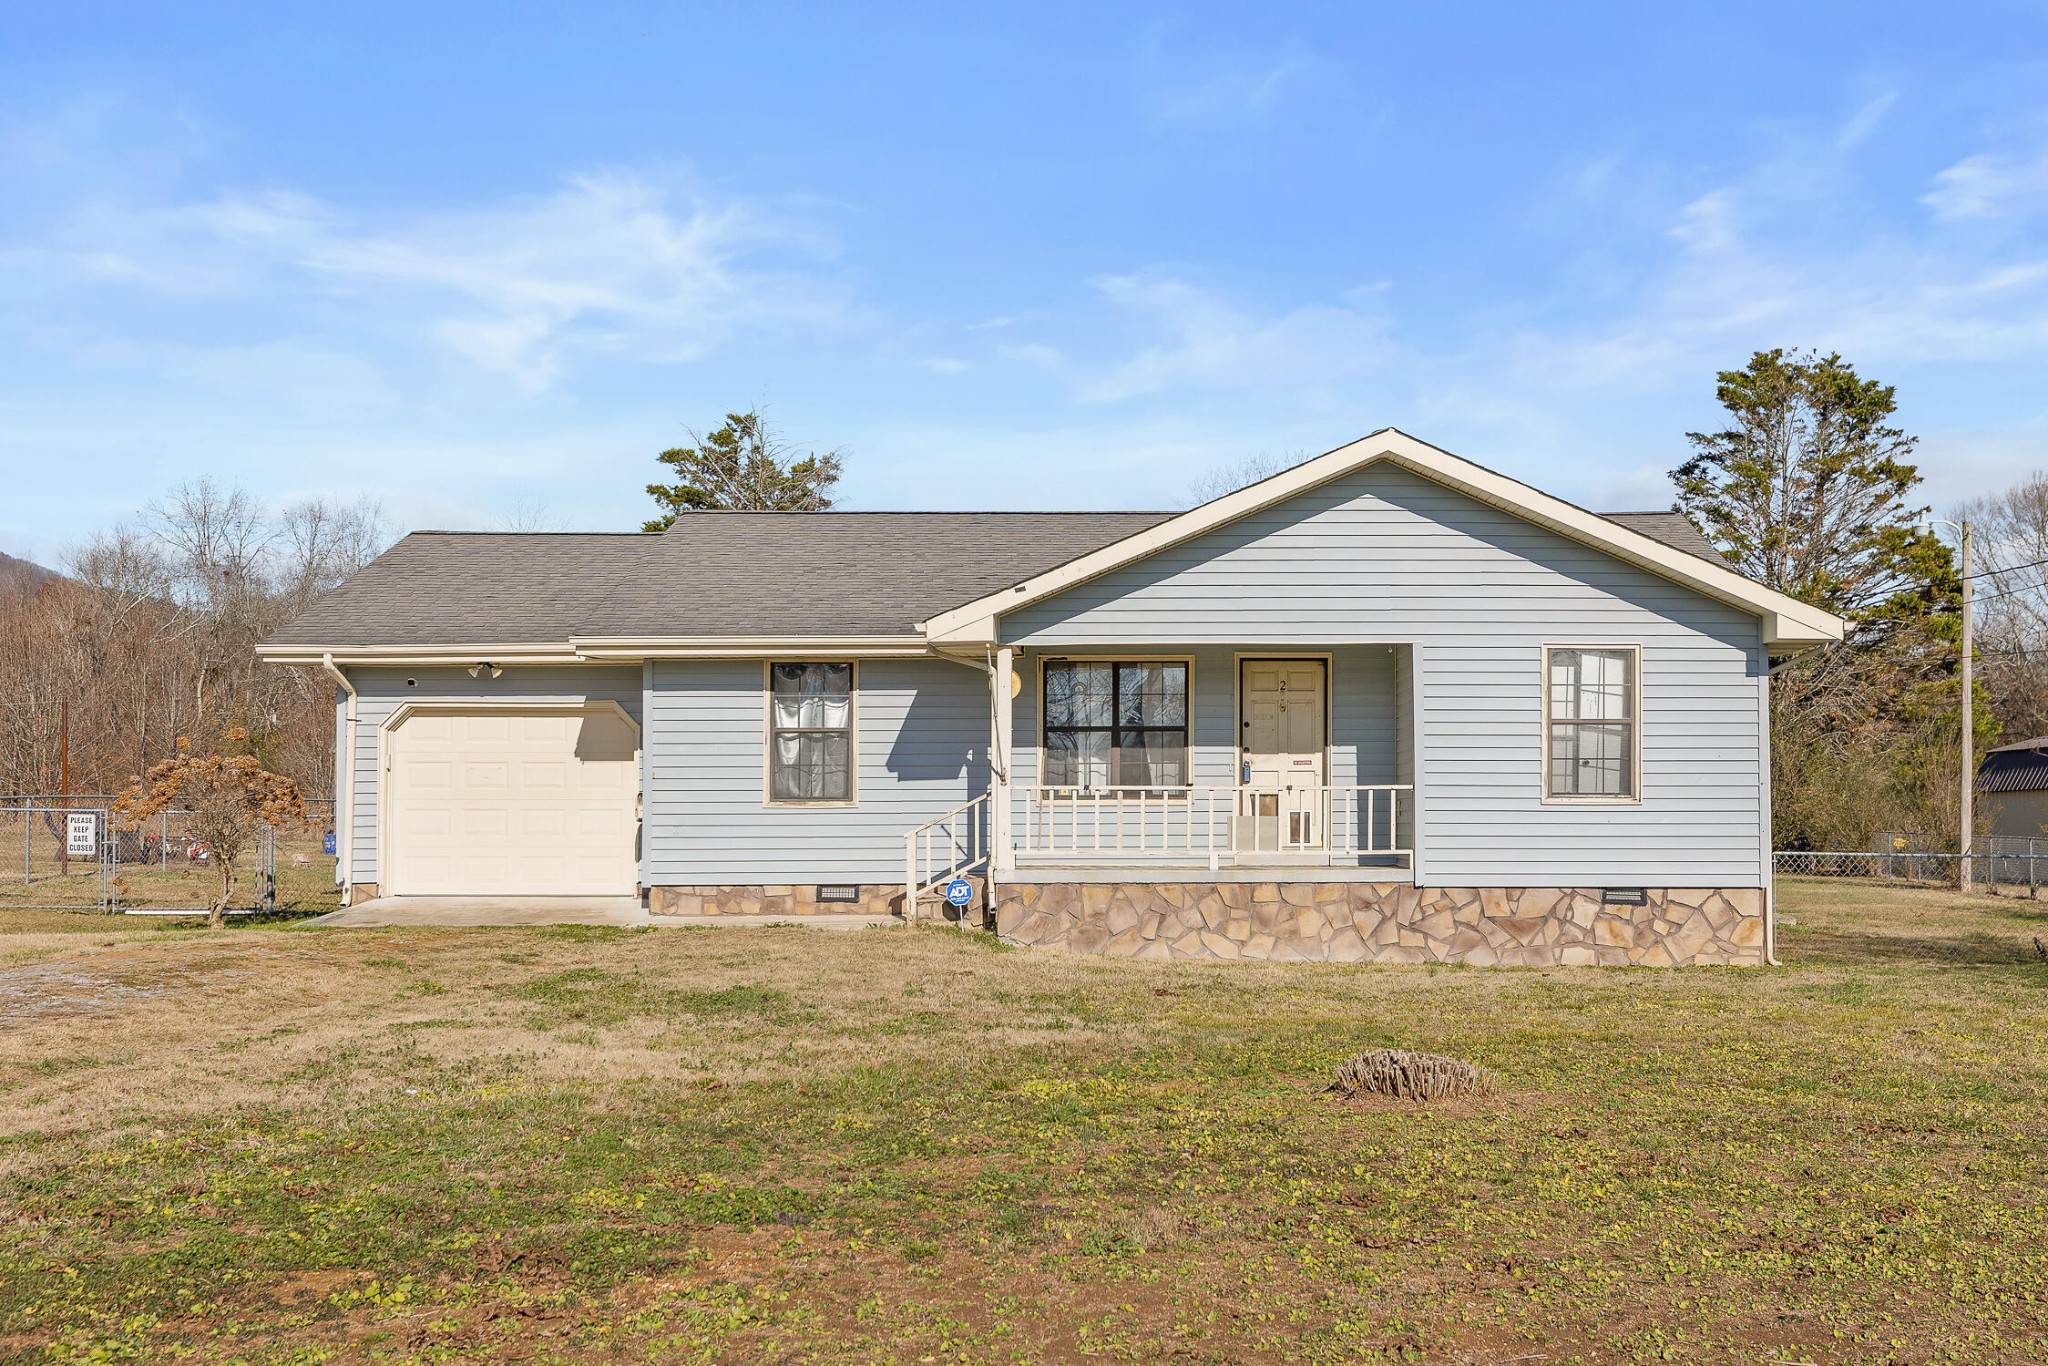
0;794;336;916
1774;843;2048;897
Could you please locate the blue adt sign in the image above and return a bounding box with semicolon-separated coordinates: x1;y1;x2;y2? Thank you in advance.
323;831;337;857
944;879;974;908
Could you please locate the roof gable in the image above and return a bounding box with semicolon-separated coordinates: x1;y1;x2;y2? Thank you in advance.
919;429;1844;650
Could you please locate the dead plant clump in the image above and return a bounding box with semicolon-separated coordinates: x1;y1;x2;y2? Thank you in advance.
1328;1049;1495;1101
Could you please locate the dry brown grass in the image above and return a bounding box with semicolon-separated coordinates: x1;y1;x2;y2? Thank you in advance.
0;879;2045;1363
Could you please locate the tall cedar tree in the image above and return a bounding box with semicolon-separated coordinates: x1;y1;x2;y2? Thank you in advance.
1670;349;1974;849
643;409;843;530
1673;349;1952;623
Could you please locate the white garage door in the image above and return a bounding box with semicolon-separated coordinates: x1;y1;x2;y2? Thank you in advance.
387;708;638;896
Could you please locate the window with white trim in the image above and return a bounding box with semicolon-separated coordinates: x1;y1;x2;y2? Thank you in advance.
1546;647;1637;799
1041;660;1189;790
769;663;853;802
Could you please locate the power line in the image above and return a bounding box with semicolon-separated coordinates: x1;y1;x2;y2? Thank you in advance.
1964;581;2048;608
1965;554;2048;582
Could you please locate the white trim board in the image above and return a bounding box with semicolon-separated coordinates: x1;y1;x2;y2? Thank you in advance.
918;428;1845;651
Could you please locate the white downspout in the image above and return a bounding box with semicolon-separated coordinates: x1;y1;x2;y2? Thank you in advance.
321;653;358;905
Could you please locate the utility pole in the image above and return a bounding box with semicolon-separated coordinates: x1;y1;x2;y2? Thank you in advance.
1960;520;1974;891
58;696;70;875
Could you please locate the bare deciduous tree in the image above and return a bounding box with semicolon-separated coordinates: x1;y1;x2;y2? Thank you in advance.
0;485;396;803
1184;451;1302;507
1959;473;2048;743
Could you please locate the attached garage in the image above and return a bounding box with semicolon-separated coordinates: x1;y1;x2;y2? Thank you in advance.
384;705;639;897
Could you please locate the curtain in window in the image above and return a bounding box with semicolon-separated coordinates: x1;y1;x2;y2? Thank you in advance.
771;663;853;801
1548;649;1634;797
1043;661;1187;789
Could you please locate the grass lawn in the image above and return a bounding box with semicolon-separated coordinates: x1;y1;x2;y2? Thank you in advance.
1;879;2046;1363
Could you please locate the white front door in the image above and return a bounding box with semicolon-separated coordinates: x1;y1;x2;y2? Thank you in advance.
1240;660;1328;850
387;708;639;896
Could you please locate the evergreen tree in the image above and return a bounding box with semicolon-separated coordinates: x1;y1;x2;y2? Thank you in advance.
1673;348;1951;622
1670;350;1978;849
643;409;843;530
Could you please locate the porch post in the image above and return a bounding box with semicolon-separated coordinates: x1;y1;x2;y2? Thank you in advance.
992;645;1015;874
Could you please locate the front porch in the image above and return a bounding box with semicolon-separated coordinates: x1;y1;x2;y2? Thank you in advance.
1012;782;1412;873
998;644;1418;877
903;643;1419;915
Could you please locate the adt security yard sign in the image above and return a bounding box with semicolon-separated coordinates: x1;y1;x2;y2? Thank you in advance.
323;830;337;857
65;812;99;858
944;879;974;908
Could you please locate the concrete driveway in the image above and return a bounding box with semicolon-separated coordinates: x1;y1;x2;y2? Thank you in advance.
304;896;648;928
303;897;904;931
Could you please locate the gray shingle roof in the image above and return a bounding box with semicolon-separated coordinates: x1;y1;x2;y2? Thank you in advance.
262;533;650;647
262;504;1736;650
263;513;1175;647
584;512;1173;638
1601;511;1726;564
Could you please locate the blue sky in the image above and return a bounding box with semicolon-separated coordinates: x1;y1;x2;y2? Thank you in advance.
3;2;2047;561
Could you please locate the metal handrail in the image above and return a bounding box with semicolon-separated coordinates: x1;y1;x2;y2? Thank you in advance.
903;793;990;925
1018;783;1413;867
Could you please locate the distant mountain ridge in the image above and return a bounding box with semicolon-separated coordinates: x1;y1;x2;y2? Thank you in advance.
0;550;58;589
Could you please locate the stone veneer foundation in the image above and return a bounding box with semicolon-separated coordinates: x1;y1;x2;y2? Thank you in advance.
993;882;1765;966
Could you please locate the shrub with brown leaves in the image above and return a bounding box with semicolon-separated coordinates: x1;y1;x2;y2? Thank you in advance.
114;728;307;928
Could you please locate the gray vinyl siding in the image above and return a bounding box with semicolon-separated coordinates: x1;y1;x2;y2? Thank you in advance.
643;657;989;885
1000;462;1767;887
1395;645;1418;857
341;665;642;888
333;686;348;887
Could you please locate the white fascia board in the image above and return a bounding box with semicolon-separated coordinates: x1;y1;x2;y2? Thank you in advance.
265;636;939;666
255;643;587;666
570;635;930;659
919;428;1846;650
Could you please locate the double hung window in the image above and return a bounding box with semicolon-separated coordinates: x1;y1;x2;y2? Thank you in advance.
770;663;853;802
1545;647;1638;799
1041;660;1188;790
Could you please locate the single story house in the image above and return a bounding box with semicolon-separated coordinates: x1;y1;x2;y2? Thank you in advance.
257;430;1844;966
1978;738;2048;842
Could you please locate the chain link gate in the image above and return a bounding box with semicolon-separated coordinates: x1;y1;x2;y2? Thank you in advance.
2;804;117;911
1;800;278;915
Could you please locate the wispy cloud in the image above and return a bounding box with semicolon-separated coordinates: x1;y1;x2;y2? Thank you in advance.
1068;273;1393;403
1151;56;1310;126
1923;145;2048;222
1;167;855;393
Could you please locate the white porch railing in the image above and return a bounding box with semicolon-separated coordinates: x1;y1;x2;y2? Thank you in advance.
903;793;990;924
1017;784;1411;867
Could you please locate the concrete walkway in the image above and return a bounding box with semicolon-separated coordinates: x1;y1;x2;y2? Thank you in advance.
305;896;647;928
305;897;906;931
